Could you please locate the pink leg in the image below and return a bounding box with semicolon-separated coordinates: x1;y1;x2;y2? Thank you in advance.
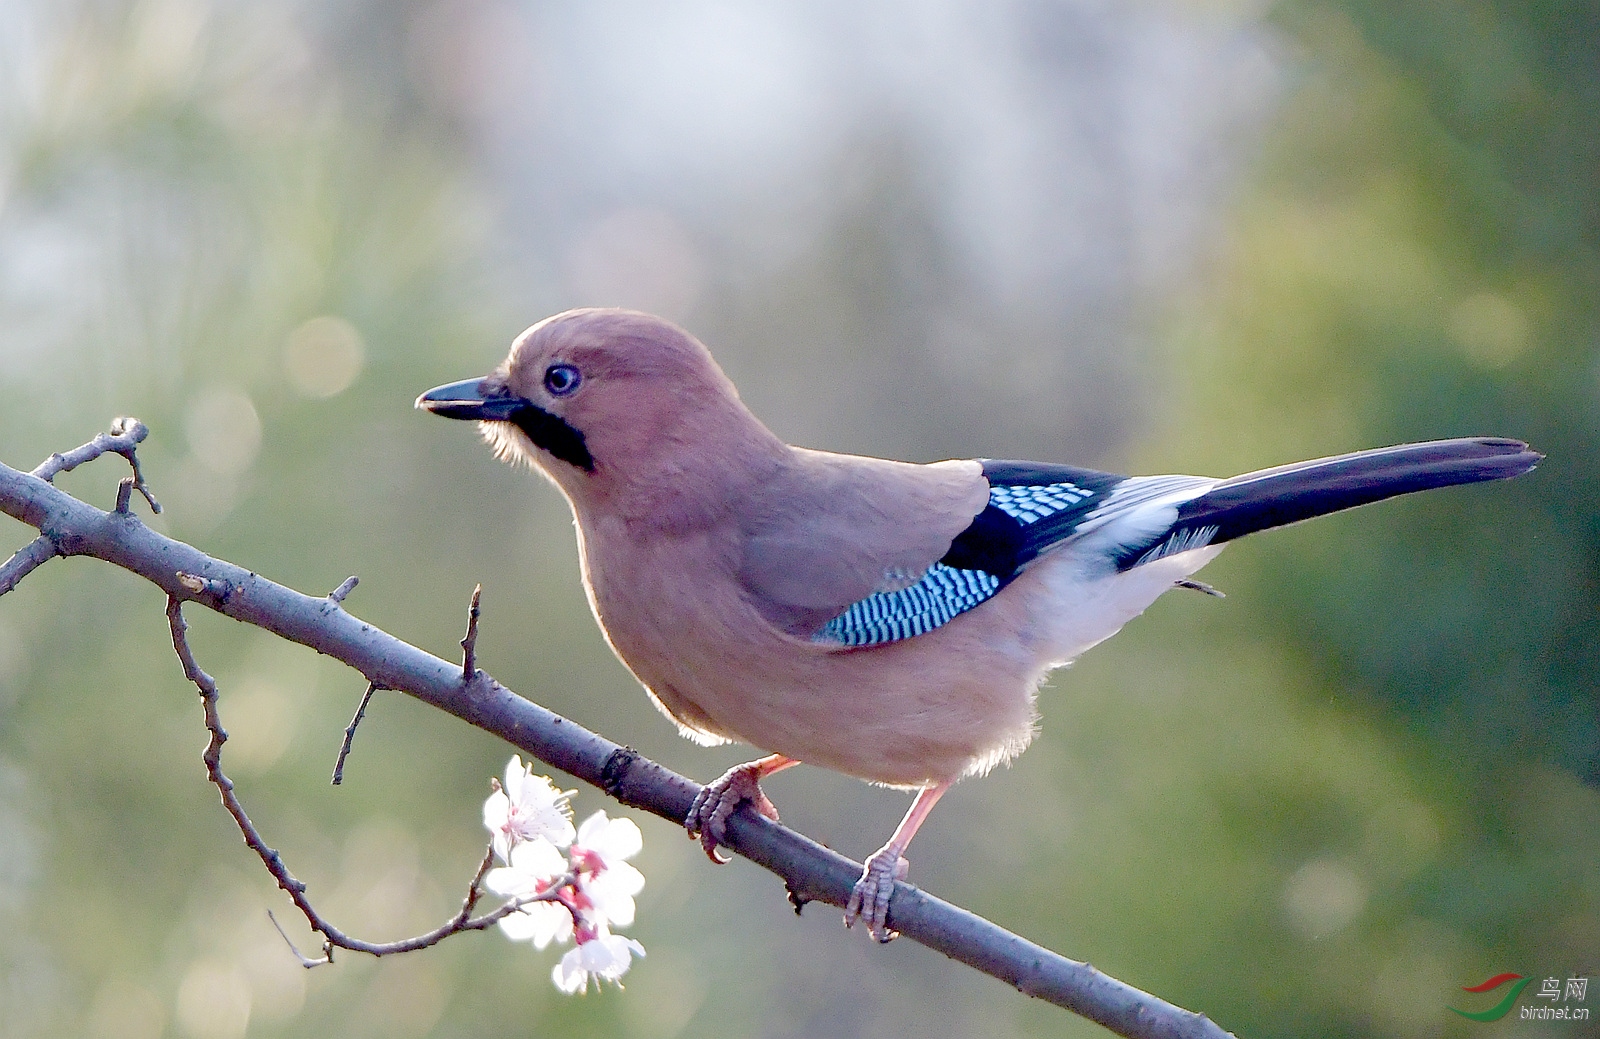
845;780;950;942
685;754;800;863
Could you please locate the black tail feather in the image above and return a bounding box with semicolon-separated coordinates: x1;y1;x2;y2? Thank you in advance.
1173;437;1541;549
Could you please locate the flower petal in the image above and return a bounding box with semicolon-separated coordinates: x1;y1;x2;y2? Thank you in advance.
484;866;535;899
575;812;643;863
590;932;645;980
551;946;588;994
516;901;574;949
483;789;510;831
498;907;541;942
508;837;568;880
574;810;608;848
534;903;575;949
582;863;645;928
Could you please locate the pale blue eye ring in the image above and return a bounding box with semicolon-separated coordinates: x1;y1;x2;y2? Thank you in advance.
543;363;581;396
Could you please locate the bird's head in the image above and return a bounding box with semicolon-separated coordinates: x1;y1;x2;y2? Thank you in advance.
418;308;782;518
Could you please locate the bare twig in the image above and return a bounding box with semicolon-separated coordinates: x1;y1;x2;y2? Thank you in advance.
328;576;359;605
461;584;482;682
166;595;567;962
267;909;332;968
0;535;58;596
331;681;379;786
34;417;161;513
2;418;162;595
0;432;1235;1039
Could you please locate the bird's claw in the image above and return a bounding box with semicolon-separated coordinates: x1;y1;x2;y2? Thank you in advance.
845;846;909;942
685;762;781;863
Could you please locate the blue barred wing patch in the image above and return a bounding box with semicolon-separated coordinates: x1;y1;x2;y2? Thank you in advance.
814;462;1129;648
987;481;1092;523
816;563;1002;647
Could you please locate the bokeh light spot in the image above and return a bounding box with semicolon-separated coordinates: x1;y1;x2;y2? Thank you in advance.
219;675;298;775
185;388;262;476
284;315;366;398
1282;857;1368;939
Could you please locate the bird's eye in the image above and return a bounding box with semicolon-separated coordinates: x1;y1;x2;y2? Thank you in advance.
543;363;581;396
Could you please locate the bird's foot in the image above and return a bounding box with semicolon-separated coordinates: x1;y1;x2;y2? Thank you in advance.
685;761;781;864
845;845;909;942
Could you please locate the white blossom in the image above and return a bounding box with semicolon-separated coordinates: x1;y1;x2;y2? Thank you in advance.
550;928;647;993
479;766;648;993
500;899;575;949
486;833;569;893
574;810;643;865
485;837;574;946
570;811;645;928
483;755;575;862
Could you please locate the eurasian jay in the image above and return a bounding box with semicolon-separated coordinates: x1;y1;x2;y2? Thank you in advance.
418;308;1540;941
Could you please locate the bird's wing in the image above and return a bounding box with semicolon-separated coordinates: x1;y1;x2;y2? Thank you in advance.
809;460;1216;648
739;451;1217;647
751;439;1540;649
736;450;991;640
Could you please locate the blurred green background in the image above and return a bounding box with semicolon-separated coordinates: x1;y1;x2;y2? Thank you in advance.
0;1;1595;1037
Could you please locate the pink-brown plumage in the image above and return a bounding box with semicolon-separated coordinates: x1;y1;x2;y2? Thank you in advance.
479;309;1036;786
419;306;1541;940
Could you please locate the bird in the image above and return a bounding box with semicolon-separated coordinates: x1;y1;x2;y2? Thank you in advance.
418;307;1541;941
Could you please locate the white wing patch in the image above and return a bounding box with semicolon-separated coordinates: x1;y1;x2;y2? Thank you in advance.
1135;523;1220;565
1065;474;1216;568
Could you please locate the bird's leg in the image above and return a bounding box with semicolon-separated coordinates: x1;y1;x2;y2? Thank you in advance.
845;780;950;943
685;753;800;863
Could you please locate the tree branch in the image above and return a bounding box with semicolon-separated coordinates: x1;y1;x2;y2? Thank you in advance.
168;594;541;962
331;681;380;786
0;534;58;595
32;415;161;512
0;423;1234;1039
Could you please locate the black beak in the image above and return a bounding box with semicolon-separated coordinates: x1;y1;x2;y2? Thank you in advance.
416;376;596;473
415;377;526;420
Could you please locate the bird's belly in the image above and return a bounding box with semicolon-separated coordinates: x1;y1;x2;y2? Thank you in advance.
593;543;1223;789
690;645;1043;787
605;593;1046;787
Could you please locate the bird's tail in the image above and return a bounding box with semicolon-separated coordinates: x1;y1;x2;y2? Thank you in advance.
1137;437;1541;565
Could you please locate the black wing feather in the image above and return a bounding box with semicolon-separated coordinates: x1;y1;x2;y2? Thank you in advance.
939;460;1127;579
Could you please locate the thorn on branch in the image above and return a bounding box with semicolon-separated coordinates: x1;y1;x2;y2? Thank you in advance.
461;584;483;684
331;681;379;786
327;575;359;605
34;417;161;514
0;535;58;597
